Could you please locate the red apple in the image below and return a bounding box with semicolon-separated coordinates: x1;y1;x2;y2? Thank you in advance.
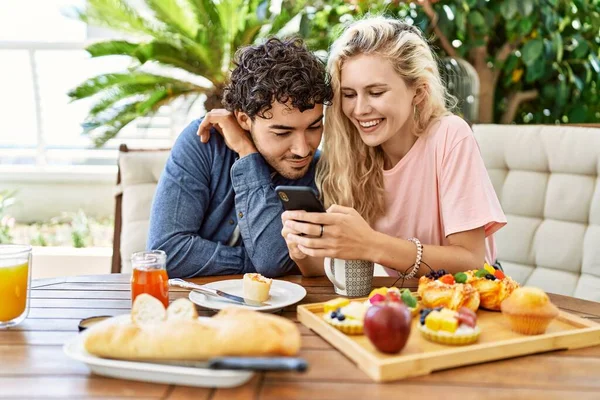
363;302;412;354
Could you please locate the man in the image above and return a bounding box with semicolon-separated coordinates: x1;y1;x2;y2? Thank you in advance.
147;38;332;278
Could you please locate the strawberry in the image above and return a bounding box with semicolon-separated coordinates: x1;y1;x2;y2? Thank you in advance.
369;293;386;305
386;291;402;303
438;274;455;285
494;269;505;280
457;313;476;328
457;307;477;320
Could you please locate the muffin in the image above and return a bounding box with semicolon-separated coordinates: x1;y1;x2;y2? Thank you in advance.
500;287;559;335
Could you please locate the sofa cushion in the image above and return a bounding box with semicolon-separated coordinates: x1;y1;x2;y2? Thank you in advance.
474;124;600;302
118;150;170;273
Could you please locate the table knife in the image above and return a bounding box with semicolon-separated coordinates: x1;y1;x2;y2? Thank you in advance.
168;278;270;307
148;357;308;372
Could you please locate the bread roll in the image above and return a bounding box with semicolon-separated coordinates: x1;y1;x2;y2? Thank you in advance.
84;296;300;360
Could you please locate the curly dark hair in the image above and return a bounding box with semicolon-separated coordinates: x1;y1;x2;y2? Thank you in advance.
222;38;333;118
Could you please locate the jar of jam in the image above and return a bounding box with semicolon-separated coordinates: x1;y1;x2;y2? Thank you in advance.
130;250;169;307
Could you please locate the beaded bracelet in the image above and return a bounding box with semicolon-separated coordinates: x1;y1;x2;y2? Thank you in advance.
398;237;422;280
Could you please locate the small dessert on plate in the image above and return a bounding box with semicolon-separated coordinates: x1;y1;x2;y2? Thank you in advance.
418;270;480;312
500;286;559;335
419;306;480;345
366;287;419;317
323;300;367;335
243;273;272;302
464;263;520;311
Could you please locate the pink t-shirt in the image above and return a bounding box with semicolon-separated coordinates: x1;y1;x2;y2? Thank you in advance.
372;115;506;275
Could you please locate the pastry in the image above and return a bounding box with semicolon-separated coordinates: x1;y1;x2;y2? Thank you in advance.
418;274;480;312
500;287;559;335
464;263;520;311
243;273;272;302
84;294;300;360
418;306;481;345
323;300;367;335
366;287;420;317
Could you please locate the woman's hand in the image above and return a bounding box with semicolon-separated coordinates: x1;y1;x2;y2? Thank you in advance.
283;205;377;260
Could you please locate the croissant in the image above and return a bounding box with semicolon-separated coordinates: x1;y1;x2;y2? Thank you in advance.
466;272;520;311
417;276;480;312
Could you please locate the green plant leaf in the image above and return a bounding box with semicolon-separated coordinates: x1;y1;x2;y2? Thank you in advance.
467;11;485;29
85;40;141;57
552;32;563;62
518;0;535;17
144;0;200;39
500;0;518;20
526;58;546;83
522;39;544;66
68;72;180;99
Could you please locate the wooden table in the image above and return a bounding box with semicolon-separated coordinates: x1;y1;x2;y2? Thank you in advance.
2;274;600;399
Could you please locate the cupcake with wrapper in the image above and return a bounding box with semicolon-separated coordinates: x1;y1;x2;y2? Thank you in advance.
500;287;559;335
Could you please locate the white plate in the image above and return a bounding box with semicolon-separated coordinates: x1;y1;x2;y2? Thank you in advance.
189;279;307;312
63;316;253;388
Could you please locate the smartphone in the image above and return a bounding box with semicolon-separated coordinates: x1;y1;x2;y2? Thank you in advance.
275;186;325;213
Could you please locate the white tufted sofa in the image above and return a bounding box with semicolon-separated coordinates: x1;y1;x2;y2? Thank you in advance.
473;124;600;301
113;146;170;273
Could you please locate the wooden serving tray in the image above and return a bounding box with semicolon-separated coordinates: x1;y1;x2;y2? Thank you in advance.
297;299;600;382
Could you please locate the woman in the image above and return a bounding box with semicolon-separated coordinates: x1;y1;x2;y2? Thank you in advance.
282;16;506;279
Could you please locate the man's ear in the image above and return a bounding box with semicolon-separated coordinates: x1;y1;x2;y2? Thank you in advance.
235;111;252;131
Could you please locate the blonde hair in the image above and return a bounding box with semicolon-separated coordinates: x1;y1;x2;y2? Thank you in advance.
317;16;455;224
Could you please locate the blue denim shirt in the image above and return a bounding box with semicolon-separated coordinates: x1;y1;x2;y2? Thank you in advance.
147;119;318;278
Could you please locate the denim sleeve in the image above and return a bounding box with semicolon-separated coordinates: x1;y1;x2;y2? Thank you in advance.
230;154;297;277
147;121;254;278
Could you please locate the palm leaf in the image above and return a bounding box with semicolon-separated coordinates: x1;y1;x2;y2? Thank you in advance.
68;72;181;99
84;85;203;147
86;40;141;57
73;0;164;40
144;0;200;39
134;41;217;77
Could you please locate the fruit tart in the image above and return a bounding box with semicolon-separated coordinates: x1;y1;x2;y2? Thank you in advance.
464;263;520;311
323;299;368;335
366;287;420;317
417;269;480;312
419;306;481;345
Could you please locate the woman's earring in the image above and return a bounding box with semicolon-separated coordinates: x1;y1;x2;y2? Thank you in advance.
413;104;419;121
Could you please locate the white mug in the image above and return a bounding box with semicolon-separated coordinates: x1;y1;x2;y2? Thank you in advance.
324;257;374;297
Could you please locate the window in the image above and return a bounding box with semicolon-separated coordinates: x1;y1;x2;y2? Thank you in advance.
0;0;183;169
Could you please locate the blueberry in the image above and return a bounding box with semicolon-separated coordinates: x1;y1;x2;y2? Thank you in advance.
330;312;337;319
337;314;346;321
485;274;496;280
438;269;447;276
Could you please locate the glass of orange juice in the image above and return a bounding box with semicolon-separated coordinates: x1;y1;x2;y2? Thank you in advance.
130;250;169;308
0;244;32;328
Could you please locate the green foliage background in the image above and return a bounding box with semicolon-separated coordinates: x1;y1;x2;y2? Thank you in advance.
68;0;600;146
